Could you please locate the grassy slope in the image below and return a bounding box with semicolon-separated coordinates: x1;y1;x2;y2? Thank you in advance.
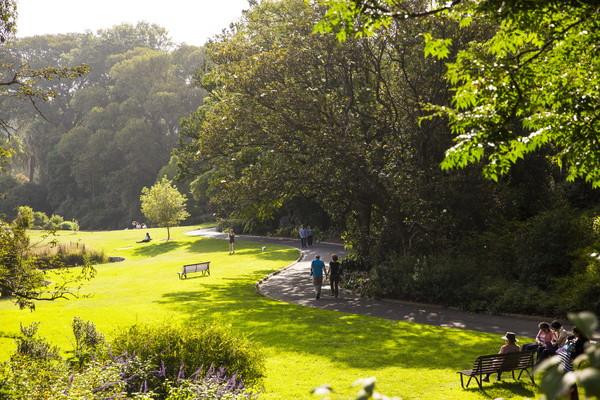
0;226;536;399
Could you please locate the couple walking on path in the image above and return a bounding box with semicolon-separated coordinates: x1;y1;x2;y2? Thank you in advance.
310;254;341;299
299;225;314;249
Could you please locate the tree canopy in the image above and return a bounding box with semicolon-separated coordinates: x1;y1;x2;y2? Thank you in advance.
140;177;189;241
0;24;206;228
0;216;95;310
316;0;600;187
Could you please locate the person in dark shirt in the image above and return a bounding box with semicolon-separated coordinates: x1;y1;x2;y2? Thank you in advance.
328;254;342;298
137;232;151;243
228;228;236;255
310;255;325;299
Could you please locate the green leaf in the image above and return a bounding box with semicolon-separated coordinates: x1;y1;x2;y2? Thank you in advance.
576;368;600;397
569;312;598;339
422;33;452;60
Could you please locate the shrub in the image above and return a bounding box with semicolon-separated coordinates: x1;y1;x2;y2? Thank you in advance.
29;241;107;267
59;220;79;231
68;317;106;369
111;322;265;388
47;214;65;230
13;323;60;361
32;211;50;229
0;356;68;400
15;206;34;228
0;319;256;400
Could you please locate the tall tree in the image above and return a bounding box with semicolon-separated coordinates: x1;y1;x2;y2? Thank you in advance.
1;25;205;228
140;177;189;241
178;0;469;258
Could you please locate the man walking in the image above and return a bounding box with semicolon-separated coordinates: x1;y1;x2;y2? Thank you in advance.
310;255;325;299
299;225;307;249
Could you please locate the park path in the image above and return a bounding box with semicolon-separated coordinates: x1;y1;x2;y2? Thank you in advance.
187;228;543;338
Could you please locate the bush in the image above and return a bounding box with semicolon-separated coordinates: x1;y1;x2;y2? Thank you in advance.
0;356;69;400
47;214;65;230
28;241;107;267
32;211;50;229
0;319;256;400
15;206;34;229
59;220;79;231
68;317;106;369
111;322;265;388
13;323;60;361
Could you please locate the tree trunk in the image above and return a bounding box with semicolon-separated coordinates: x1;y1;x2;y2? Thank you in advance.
28;156;36;182
356;202;372;259
166;225;170;241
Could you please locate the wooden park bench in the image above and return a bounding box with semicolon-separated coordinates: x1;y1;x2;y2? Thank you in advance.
177;261;210;279
458;350;536;389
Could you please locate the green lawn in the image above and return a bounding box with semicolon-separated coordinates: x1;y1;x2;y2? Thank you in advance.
0;226;537;399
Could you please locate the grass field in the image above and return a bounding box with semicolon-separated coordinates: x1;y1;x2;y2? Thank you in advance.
0;226;538;399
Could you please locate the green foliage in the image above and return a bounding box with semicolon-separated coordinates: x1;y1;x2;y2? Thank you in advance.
422;33;452;60
318;1;600;186
0;218;95;309
1;317;255;399
32;211;50;229
13;322;60;361
1;25;205;229
439;2;600;187
360;206;597;315
14;206;33;229
58;220;79;231
178;0;462;259
0;356;69;399
67;317;106;370
140;177;190;240
111;322;265;388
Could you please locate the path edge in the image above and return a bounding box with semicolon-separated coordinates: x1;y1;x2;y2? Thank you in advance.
255;250;304;298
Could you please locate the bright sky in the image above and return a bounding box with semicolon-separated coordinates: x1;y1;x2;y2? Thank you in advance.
15;0;250;46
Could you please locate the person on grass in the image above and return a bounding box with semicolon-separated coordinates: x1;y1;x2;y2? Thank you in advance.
482;332;520;382
310;255;325;299
228;228;236;255
137;232;151;243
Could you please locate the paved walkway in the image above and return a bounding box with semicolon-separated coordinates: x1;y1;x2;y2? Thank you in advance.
187;228;542;338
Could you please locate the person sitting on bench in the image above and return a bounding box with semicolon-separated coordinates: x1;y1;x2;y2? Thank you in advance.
482;332;521;382
137;232;151;243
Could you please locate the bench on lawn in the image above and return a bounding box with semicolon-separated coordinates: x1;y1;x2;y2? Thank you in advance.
178;261;210;279
458;350;536;389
